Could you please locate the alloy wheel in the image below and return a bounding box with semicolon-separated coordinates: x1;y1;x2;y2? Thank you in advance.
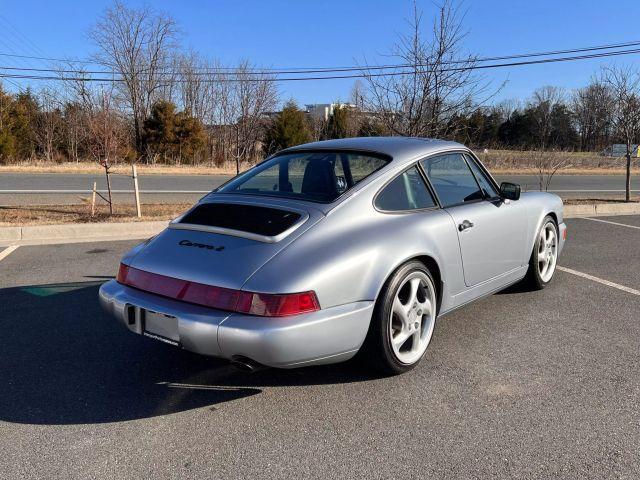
537;221;558;283
389;271;436;365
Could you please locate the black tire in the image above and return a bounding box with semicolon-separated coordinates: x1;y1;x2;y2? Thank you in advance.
361;260;437;375
522;215;558;290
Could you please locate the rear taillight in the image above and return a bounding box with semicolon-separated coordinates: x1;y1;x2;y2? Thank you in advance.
116;263;130;283
235;291;320;317
115;263;320;317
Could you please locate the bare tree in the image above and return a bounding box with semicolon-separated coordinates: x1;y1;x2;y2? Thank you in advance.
34;87;62;162
530;150;572;191
86;87;129;214
90;1;178;161
571;81;613;151
528;86;565;149
62;102;86;162
359;0;490;138
600;66;640;202
230;61;278;172
177;51;215;122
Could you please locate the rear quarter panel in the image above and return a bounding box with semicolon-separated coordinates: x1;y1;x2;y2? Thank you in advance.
241;188;464;312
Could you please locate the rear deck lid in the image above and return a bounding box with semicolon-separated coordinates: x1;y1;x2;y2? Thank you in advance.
171;202;306;243
127;198;322;290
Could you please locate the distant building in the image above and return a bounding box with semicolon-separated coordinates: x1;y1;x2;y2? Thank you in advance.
305;103;356;121
602;144;639;157
261;103;359;122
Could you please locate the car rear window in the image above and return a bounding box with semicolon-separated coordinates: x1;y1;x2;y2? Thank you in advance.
178;203;302;237
217;150;390;203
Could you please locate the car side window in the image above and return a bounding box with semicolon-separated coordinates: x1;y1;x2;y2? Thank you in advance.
465;154;499;198
375;166;436;211
420;153;484;207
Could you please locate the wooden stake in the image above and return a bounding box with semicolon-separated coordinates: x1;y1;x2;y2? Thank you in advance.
132;164;142;218
91;181;97;217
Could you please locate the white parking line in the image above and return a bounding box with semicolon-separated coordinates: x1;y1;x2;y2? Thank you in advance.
0;245;19;262
557;266;640;296
582;217;640;230
156;382;244;391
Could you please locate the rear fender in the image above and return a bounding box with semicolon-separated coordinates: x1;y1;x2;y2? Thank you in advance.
242;195;462;313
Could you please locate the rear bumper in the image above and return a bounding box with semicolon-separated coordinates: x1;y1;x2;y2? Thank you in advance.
98;280;373;368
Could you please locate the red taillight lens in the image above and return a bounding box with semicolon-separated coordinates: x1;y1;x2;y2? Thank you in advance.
115;263;320;317
116;263;130;283
236;291;320;317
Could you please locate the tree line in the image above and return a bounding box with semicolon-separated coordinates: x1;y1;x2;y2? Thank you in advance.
0;0;639;176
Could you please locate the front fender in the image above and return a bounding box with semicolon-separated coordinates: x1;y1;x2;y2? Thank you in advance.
521;192;565;257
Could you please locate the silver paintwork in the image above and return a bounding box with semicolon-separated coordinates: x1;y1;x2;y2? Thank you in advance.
99;137;566;368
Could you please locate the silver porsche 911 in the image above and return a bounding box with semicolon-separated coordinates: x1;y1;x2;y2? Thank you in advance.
99;137;566;374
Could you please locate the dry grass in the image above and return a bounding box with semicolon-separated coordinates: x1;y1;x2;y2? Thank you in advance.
563;197;639;205
0;203;191;226
476;150;640;175
2;151;639;176
0;161;245;176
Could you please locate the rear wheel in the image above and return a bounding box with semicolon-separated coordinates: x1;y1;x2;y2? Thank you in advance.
363;261;438;375
522;216;558;289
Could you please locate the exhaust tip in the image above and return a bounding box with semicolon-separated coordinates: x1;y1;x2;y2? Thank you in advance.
230;356;265;373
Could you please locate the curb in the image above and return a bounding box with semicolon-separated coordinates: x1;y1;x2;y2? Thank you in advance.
564;203;640;218
0;220;168;246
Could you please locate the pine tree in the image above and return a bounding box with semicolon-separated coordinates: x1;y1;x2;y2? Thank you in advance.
144;100;206;163
144;100;177;161
263;101;311;155
326;105;351;139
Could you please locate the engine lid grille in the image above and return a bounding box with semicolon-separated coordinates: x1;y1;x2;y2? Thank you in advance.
170;202;307;243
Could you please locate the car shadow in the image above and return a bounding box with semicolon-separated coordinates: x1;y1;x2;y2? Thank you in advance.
0;281;379;426
495;281;533;295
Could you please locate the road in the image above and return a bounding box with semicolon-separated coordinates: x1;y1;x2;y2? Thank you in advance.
1;172;639;205
1;215;639;479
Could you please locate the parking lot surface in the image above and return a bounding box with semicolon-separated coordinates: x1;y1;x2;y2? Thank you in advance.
1;216;639;479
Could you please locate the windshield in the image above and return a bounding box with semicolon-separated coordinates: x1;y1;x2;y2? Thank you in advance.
217;150;391;203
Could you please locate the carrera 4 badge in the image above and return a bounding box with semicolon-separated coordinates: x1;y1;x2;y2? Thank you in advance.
179;239;225;251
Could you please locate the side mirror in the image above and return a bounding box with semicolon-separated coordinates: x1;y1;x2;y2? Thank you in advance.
500;182;521;201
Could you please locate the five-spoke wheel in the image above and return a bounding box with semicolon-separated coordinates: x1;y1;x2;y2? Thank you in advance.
389;272;436;365
362;260;438;374
523;215;558;289
537;221;558;283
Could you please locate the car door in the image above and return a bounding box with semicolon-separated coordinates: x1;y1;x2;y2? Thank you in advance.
420;152;527;287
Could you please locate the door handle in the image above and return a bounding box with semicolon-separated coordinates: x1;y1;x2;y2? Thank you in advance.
458;220;474;231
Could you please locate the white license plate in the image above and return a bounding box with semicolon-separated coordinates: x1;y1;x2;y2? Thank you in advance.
143;310;179;346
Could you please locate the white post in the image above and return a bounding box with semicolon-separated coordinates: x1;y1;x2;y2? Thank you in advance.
91;181;97;217
132;164;141;218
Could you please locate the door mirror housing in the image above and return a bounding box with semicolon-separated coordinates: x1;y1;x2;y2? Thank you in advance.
500;182;521;201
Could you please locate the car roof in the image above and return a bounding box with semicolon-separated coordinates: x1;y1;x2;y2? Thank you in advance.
282;136;466;161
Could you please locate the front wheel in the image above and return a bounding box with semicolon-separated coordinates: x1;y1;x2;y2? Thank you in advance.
362;261;438;375
522;216;559;290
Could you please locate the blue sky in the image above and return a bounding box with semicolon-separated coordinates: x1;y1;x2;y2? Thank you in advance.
1;0;639;106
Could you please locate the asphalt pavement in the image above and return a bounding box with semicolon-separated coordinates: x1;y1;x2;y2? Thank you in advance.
1;172;639;205
1;216;639;479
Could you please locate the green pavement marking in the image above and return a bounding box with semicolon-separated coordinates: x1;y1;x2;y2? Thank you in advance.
21;281;104;297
